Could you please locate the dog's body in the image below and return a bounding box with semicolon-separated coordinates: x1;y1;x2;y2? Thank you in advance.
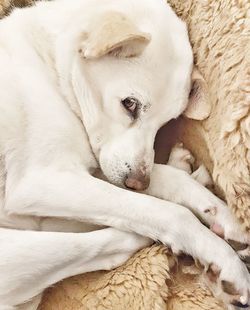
0;0;249;309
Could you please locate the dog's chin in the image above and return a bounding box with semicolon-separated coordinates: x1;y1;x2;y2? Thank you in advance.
106;178;127;190
98;167;126;189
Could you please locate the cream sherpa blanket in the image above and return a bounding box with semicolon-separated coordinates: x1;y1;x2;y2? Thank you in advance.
169;0;250;232
0;1;249;309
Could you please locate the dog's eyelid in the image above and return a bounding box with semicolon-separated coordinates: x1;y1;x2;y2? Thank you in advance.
121;96;140;119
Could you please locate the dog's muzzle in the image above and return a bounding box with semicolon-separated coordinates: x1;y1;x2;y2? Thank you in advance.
124;167;150;191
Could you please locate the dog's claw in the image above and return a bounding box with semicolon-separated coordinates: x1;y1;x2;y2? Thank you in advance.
240;295;249;306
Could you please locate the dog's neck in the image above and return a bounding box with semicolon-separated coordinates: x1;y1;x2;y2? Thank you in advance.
19;0;103;166
54;38;103;162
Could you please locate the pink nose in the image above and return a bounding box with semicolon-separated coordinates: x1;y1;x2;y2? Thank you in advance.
125;172;150;191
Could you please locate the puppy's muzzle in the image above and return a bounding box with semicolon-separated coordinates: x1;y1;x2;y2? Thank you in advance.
125;166;150;191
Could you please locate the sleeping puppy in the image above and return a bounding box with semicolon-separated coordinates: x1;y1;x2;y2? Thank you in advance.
0;0;249;309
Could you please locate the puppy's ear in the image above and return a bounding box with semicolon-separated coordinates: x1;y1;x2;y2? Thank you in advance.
79;11;151;59
183;67;211;120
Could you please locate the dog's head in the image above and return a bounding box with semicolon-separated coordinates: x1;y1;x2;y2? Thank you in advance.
65;1;210;190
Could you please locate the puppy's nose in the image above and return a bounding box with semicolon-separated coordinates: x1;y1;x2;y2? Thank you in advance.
125;170;150;191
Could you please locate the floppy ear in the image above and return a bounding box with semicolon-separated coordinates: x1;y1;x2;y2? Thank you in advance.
183;68;211;120
79;11;151;59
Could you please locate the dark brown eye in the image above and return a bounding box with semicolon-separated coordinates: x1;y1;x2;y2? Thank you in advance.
121;97;139;117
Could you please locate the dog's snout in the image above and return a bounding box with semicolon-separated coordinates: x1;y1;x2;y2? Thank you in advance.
125;166;150;191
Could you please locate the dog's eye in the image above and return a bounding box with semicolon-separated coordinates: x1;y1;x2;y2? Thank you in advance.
121;97;139;117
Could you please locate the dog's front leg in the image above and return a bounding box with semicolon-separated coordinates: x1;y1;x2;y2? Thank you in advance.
5;169;250;307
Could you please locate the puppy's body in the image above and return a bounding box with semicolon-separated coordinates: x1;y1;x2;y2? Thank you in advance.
0;1;249;309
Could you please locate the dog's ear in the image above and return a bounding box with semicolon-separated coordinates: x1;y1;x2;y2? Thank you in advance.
79;11;151;59
183;68;211;120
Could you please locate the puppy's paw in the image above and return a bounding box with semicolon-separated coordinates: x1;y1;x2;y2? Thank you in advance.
168;143;195;174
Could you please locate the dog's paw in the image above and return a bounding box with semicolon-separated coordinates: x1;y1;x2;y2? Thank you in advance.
168;143;194;174
101;229;152;270
204;259;250;308
158;205;249;308
169;222;250;308
109;229;152;253
193;228;250;308
101;251;137;270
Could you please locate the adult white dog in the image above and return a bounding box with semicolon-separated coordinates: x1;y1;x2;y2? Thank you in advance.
0;0;249;309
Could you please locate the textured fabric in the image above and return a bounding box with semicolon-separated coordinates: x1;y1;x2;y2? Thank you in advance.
41;246;171;310
168;0;250;231
41;246;225;310
0;0;33;16
0;0;11;15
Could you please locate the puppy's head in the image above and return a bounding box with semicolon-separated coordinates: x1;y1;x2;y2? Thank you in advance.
70;4;209;190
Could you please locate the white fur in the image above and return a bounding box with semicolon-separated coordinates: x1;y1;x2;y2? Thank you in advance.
0;0;249;309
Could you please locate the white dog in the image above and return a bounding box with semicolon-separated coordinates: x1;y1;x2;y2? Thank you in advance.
0;0;249;309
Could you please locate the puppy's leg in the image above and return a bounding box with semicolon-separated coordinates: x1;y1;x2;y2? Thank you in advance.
146;164;250;257
5;169;250;307
0;227;149;308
